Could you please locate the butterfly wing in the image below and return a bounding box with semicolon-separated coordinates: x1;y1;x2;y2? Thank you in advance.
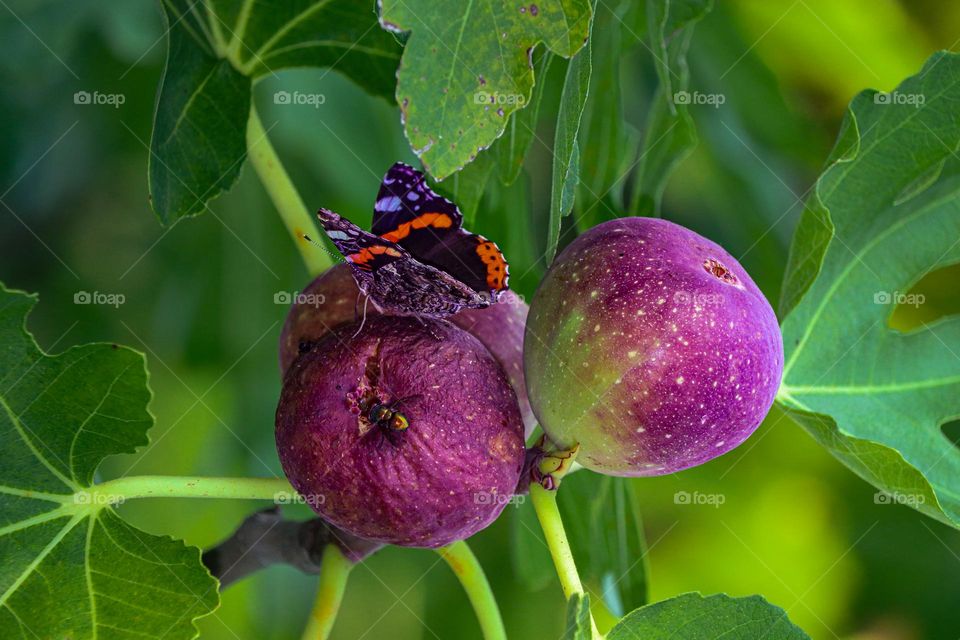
371;163;510;298
371;162;463;239
413;232;510;297
317;208;488;316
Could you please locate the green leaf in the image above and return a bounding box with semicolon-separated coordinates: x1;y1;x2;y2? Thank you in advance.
213;1;400;96
777;51;960;527
150;0;401;224
433;150;496;228
559;473;648;615
509;497;555;592
0;283;218;638
607;593;811;639
150;3;250;225
575;1;637;228
496;51;554;186
563;593;592;640
546;29;593;264
628;0;713;216
379;0;593;180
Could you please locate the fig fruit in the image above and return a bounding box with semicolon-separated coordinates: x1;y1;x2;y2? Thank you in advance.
524;217;783;476
449;291;536;437
279;266;535;436
276;315;525;547
278;264;378;373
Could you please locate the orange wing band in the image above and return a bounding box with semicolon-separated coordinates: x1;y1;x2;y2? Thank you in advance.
348;245;403;270
380;212;454;243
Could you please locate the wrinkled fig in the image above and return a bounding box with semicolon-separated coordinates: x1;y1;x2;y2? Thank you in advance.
524;217;783;476
279;266;535;436
276;315;525;547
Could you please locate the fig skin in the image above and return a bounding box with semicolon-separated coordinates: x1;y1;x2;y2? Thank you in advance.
278;264;378;373
276;315;525;548
449;291;536;437
524;217;783;477
279;265;535;436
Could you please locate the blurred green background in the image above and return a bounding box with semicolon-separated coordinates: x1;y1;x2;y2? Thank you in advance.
1;1;959;638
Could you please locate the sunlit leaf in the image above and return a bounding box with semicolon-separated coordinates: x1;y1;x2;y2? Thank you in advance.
778;51;960;527
0;283;218;638
607;593;810;639
379;0;593;180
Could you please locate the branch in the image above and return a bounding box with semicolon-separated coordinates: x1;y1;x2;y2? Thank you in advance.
203;507;382;588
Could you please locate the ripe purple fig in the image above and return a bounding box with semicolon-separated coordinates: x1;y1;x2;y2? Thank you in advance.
279;266;535;436
449;291;536;437
276;315;525;547
278;264;378;373
524;217;783;476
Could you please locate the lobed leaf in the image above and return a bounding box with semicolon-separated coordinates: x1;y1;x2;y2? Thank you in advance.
379;0;593;180
0;283;218;639
777;51;960;527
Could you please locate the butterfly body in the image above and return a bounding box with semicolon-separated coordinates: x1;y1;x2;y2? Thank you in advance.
317;163;509;318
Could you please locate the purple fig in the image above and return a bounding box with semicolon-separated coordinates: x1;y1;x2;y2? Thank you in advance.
524;217;783;476
278;264;378;373
450;291;536;437
280;267;535;437
276;315;525;547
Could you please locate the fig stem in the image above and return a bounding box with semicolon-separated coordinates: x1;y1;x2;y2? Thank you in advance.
302;544;353;640
530;482;602;639
246;103;332;276
436;541;507;640
70;475;297;506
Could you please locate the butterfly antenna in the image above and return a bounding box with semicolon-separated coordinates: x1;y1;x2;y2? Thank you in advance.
301;233;345;263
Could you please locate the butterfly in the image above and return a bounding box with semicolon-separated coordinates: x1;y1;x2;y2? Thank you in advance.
316;162;510;317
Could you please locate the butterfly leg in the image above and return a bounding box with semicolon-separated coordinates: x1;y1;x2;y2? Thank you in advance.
352;295;372;339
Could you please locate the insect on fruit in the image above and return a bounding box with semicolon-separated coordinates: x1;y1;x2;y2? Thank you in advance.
359;395;410;433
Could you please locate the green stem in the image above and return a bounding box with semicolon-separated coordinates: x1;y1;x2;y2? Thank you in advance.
436;541;507;640
73;475;296;506
530;483;585;599
301;544;353;640
246;102;331;276
530;449;602;639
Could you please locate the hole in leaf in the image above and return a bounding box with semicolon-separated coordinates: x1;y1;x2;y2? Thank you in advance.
887;263;960;332
941;419;960;450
